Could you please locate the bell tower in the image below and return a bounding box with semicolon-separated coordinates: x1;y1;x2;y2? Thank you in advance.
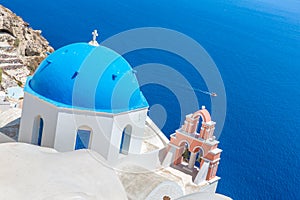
163;106;222;184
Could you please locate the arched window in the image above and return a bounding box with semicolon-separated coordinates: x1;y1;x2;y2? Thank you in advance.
179;141;190;163
196;116;203;134
120;125;132;155
75;127;92;150
32;116;44;146
194;147;204;167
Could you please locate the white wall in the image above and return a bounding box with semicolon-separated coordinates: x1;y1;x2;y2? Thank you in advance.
19;92;149;164
18;93;58;148
54;110;114;160
108;108;148;164
54;108;148;164
145;181;183;200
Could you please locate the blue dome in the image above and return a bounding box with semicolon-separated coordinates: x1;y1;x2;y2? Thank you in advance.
25;43;148;113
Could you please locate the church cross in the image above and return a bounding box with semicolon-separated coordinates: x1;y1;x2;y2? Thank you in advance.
89;29;99;46
92;30;98;42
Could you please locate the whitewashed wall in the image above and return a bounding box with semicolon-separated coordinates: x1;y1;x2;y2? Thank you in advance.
54;110;113;159
108;109;148;164
18;93;58;148
19;91;149;164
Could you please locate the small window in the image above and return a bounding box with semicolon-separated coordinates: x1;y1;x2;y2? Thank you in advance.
120;125;132;154
75;129;91;150
32;116;44;146
37;118;44;146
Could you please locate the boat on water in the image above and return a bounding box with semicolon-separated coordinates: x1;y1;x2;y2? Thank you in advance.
195;88;217;97
174;84;218;97
210;92;217;97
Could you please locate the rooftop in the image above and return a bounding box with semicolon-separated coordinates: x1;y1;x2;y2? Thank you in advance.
26;43;149;113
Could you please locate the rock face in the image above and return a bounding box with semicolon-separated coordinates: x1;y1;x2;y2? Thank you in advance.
0;4;54;90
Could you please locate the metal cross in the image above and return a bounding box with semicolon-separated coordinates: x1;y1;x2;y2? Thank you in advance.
92;30;98;42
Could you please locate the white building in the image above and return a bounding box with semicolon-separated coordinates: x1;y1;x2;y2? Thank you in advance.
16;34;231;200
18;41;149;164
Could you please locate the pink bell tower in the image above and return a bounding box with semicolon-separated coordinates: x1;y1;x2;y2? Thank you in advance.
163;106;222;184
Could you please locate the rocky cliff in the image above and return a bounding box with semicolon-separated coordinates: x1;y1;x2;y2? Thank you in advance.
0;5;54;90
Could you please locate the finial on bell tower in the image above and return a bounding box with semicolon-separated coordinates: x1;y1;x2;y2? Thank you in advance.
89;29;99;46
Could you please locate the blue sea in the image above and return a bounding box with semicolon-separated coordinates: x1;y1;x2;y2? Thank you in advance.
2;0;300;199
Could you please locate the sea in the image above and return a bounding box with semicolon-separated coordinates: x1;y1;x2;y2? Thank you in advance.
1;0;300;199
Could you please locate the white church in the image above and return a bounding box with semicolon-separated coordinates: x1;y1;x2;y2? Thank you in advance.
10;31;231;200
18;38;149;165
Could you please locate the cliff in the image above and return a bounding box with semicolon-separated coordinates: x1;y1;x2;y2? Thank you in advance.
0;5;54;90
